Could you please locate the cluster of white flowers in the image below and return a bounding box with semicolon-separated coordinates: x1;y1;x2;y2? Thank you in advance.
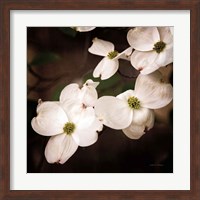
31;27;173;164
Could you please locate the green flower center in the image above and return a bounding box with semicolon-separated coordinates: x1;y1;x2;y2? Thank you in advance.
63;122;75;135
153;41;166;53
128;96;140;109
107;50;118;59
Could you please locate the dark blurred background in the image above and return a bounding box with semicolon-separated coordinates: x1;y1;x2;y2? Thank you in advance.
27;27;173;173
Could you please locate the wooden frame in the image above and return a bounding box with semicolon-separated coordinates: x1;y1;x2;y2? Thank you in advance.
0;0;199;199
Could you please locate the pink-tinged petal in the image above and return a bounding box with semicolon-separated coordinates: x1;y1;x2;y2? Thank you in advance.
59;83;81;103
72;118;102;147
135;71;173;109
115;47;133;60
127;27;160;51
93;57;119;80
88;38;114;57
155;47;173;67
45;134;78;164
122;109;154;139
75;26;95;32
139;65;160;75
94;96;133;129
31;102;68;136
157;27;173;45
130;50;159;74
117;90;136;101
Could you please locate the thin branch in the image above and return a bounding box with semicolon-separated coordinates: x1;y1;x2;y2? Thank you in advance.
117;69;137;79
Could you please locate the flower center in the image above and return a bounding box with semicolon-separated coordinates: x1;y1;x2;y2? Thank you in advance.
107;50;118;59
153;41;166;53
63;122;75;135
128;96;140;109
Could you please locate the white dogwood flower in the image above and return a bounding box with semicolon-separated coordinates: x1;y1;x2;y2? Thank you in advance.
95;71;173;139
127;27;173;75
72;26;96;32
31;101;103;164
88;38;132;80
31;79;102;164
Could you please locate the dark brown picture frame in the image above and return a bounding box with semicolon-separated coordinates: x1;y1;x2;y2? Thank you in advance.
0;0;200;199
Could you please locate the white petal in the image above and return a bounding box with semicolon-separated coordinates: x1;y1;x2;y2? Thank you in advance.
93;117;104;132
61;100;96;129
116;90;136;101
45;134;78;164
122;109;154;139
157;27;173;45
93;57;119;80
31;102;68;136
135;71;173;109
59;83;81;103
93;58;104;78
155;47;173;67
142;83;173;109
74;107;96;129
60;81;99;107
94;96;133;129
127;27;160;51
75;26;95;32
131;50;159;74
80;84;98;107
72;129;98;147
88;38;114;57
146;109;155;130
123;124;146;139
72;118;102;147
60;100;82;120
75;129;98;147
135;70;163;88
115;47;133;60
132;108;154;126
83;79;99;88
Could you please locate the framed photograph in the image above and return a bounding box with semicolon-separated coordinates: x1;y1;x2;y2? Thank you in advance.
0;0;199;199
